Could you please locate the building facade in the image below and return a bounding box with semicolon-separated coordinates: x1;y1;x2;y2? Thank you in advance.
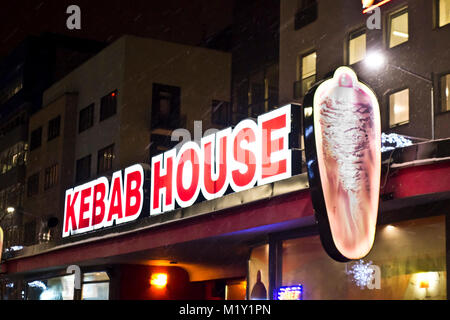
0;1;449;301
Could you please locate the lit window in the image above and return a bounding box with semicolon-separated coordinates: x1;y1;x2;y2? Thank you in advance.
44;164;58;190
438;0;450;27
389;88;409;127
349;30;366;65
389;9;409;48
300;52;316;96
97;144;114;174
441;74;450;112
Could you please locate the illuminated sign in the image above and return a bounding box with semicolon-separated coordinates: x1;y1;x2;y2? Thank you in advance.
63;164;147;237
276;285;303;300
362;0;392;14
303;67;381;262
63;105;302;237
150;104;301;215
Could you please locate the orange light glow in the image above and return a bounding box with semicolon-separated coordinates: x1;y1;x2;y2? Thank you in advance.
419;281;429;289
111;92;116;97
363;0;392;14
150;273;168;288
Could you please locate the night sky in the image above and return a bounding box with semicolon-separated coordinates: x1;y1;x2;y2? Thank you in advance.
0;0;233;59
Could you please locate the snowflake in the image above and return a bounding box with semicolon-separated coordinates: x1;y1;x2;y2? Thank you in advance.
346;259;375;289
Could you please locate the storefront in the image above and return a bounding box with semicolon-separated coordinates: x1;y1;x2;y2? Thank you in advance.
0;97;449;300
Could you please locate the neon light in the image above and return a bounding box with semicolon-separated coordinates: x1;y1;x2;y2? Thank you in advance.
363;0;392;14
276;285;303;300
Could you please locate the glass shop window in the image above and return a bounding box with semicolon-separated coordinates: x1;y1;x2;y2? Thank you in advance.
440;73;450;112
389;9;409;48
280;215;446;300
248;244;269;300
438;0;450;27
27;274;75;300
82;272;110;300
348;29;366;65
389;88;409;127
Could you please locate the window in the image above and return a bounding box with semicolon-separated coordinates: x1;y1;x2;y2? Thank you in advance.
79;103;94;133
27;172;39;197
280;216;446;300
248;244;269;300
438;0;450;27
299;52;316;97
389;88;409;127
44;164;58;190
211;100;231;126
100;90;118;121
151;83;181;129
295;0;318;30
47;116;61;141
389;9;409;48
82;272;110;300
97;144;114;174
440;74;450;112
30;127;42;151
76;155;91;184
348;30;366;65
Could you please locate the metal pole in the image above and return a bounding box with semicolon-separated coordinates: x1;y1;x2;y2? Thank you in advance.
431;86;435;140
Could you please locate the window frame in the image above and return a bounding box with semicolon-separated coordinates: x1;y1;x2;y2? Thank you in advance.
30;127;42;151
44;163;59;191
79;103;95;133
388;7;409;49
27;172;40;197
47;115;61;142
97;144;115;175
388;87;410;128
348;28;367;65
99;90;118;122
75;155;92;184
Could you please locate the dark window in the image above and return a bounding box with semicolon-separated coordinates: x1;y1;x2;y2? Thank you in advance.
100;90;118;121
151;83;181;129
23;221;36;246
79;103;94;133
47;116;61;141
212;100;232;126
27;172;39;197
76;155;91;184
44;164;58;190
30;127;42;151
295;0;318;30
97;144;114;174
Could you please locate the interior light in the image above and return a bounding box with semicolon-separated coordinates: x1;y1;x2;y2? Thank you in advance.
392;31;409;38
150;273;168;288
6;207;15;214
386;224;395;231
